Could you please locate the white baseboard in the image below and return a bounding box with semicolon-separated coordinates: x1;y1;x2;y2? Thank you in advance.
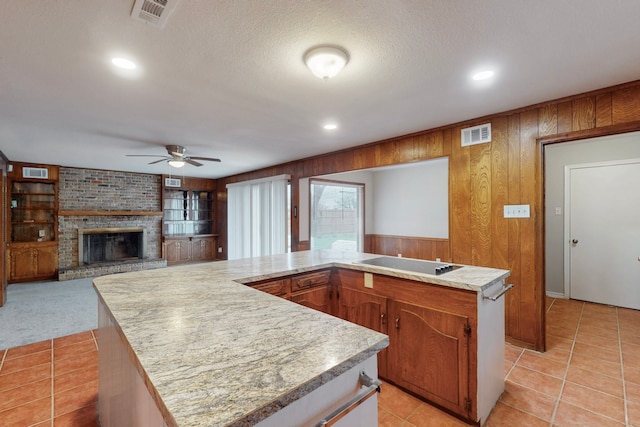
546;292;567;299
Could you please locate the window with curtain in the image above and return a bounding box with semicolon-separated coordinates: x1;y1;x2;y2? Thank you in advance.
227;174;290;260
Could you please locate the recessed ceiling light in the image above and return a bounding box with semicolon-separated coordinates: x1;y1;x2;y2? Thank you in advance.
111;57;137;70
472;70;495;81
323;123;338;130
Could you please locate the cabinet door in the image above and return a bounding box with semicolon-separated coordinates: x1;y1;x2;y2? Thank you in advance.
191;237;214;261
8;248;37;281
34;246;58;277
388;300;470;418
291;286;333;315
337;288;389;377
164;239;191;264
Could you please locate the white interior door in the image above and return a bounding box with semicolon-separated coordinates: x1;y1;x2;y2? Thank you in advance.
566;159;640;310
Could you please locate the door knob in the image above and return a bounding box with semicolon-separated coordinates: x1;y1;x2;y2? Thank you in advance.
572;239;579;245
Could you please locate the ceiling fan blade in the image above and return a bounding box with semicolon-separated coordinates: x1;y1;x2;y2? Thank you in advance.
189;156;221;162
148;159;168;165
126;154;168;158
186;159;203;167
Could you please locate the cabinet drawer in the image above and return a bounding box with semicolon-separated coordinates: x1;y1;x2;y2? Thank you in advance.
291;270;331;292
251;279;290;297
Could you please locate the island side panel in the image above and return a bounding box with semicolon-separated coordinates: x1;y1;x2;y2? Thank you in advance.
476;280;507;425
98;299;170;427
254;356;379;427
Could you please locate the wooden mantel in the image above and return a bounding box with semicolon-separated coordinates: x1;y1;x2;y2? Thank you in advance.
59;210;163;217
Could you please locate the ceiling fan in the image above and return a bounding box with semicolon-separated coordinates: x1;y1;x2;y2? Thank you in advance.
126;145;221;168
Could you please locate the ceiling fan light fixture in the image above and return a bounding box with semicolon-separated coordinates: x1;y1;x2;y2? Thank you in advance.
168;159;186;168
304;46;349;80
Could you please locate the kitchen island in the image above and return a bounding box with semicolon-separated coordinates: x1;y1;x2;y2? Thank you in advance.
94;250;510;426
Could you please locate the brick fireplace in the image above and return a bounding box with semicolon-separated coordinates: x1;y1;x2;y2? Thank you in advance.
57;168;166;280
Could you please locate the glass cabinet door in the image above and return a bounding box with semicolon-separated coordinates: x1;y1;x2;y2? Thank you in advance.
10;181;56;242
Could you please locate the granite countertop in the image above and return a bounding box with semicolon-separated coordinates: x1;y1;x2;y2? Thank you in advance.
93;250;509;426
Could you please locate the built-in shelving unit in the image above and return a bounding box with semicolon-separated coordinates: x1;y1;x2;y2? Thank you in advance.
7;163;60;282
161;176;218;265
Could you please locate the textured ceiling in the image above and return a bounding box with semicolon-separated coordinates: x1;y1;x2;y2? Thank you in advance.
2;1;640;178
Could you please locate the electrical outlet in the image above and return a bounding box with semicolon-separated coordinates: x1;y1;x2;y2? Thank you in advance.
38;229;45;237
364;272;373;289
217;246;223;253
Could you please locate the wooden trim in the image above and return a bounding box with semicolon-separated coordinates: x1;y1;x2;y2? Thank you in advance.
59;210;163;216
537;120;640;146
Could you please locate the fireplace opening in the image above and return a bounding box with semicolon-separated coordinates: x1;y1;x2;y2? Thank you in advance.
78;228;147;265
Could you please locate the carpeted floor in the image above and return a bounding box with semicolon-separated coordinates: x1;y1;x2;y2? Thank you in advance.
0;278;97;350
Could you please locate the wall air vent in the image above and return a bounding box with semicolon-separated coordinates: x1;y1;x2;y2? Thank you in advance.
461;123;492;147
165;178;181;187
130;0;179;28
22;167;49;179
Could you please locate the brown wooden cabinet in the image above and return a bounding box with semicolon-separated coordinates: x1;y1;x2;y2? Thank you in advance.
161;176;218;265
334;268;478;422
336;287;389;377
289;270;333;315
248;278;291;299
8;243;59;282
163;235;217;265
7;163;59;283
245;266;498;424
387;299;470;417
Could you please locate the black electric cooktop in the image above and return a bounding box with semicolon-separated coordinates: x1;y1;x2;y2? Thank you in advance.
355;256;462;275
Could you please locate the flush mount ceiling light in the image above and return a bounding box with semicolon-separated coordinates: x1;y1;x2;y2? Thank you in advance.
323;123;338;130
168;159;186;168
304;46;349;79
111;57;137;70
472;70;495;81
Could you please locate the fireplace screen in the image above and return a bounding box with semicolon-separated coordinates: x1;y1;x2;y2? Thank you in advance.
79;228;146;265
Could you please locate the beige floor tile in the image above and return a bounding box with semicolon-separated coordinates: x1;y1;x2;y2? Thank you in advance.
569;352;622;378
506;366;563;399
565;365;623;398
560;381;625;422
518;350;568;379
484;401;549;427
553;400;624;427
572;341;621;364
499;381;556;421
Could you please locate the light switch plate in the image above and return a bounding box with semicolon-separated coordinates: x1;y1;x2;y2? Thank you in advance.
504;204;530;218
364;272;373;288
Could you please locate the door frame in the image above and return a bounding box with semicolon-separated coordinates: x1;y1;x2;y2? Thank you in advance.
0;152;8;307
563;158;640;298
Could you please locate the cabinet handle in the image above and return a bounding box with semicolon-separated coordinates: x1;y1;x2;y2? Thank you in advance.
380;313;386;325
395;317;399;329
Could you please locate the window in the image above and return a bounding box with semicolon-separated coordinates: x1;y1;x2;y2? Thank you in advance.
227;175;290;260
310;179;364;252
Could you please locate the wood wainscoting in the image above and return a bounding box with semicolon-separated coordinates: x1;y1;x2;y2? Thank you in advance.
364;235;451;262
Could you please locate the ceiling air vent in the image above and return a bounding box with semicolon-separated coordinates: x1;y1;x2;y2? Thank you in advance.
165;178;181;187
130;0;179;28
22;167;49;179
461;123;491;147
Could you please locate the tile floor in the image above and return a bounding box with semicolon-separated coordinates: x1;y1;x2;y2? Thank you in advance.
1;298;639;426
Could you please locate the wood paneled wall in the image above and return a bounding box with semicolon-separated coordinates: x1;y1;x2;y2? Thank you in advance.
364;235;450;262
216;80;640;350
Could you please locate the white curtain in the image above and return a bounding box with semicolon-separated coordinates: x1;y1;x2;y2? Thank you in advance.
227;175;289;260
